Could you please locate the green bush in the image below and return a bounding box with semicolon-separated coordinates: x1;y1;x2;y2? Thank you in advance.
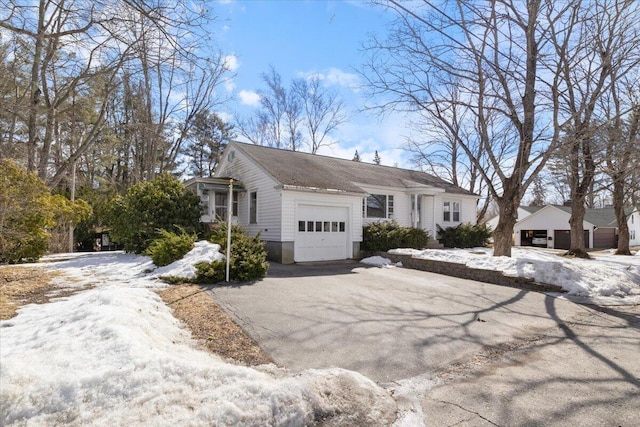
0;160;51;263
437;223;492;248
194;259;226;284
106;173;202;253
195;223;268;283
145;228;197;267
362;220;430;252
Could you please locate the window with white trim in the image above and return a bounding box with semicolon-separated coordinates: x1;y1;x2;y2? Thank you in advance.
214;192;239;220
249;191;257;224
364;194;394;219
443;200;461;222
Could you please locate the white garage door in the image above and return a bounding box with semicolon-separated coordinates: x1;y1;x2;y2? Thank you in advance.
295;205;349;262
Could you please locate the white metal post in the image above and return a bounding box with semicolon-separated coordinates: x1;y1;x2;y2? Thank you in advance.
225;179;233;282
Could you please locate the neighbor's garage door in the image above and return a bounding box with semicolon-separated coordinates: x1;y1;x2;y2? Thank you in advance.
554;230;590;250
594;228;616;249
295;205;349;262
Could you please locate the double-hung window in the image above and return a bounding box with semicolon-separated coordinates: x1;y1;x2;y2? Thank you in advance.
443;201;460;222
364;194;394;219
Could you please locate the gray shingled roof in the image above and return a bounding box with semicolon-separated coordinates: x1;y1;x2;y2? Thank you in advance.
232;142;475;195
555;206;635;227
520;205;545;214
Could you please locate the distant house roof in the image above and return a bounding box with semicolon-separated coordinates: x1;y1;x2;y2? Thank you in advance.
230;142;476;196
520;205;545;214
554;206;635;227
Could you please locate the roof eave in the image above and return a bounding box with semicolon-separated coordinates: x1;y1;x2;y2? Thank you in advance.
280;184;365;196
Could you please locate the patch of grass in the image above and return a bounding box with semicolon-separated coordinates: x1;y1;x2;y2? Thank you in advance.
0;267;60;320
156;284;273;366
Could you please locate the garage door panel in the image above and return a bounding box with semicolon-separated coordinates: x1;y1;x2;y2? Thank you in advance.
295;205;349;262
554;230;590;250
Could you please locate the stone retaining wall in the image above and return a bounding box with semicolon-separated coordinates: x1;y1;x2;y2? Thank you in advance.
377;252;565;293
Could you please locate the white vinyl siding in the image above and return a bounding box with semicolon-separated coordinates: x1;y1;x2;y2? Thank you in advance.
460;198;477;223
434;195;478;231
216;147;283;241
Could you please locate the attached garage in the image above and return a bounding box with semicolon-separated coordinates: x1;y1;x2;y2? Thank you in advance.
295;205;350;262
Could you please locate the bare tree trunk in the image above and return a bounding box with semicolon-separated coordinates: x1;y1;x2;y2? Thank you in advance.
493;185;522;257
612;175;631;255
567;131;595;258
26;0;46;172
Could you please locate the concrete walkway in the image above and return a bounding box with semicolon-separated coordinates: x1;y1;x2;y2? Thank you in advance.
207;262;587;383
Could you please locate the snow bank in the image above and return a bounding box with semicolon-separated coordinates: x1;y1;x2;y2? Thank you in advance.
360;256;401;268
1;252;396;426
390;247;640;303
150;240;225;279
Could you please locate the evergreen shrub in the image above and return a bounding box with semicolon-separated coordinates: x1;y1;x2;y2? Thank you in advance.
106;173;202;253
145;228;197;267
437;223;492;248
362;220;430;252
194;223;268;283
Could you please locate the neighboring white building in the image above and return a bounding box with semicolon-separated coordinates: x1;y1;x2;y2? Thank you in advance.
513;205;640;250
188;141;479;263
485;205;543;232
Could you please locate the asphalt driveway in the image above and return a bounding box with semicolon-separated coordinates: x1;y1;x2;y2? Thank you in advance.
207;262;587;383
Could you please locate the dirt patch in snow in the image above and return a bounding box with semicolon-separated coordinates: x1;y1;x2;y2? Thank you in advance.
0;266;86;320
157;284;273;366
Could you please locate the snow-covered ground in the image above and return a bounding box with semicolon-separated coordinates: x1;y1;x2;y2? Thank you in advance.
3;244;638;426
373;247;640;306
0;248;396;426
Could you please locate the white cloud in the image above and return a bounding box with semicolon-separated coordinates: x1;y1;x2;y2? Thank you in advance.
223;54;239;72
238;90;261;106
224;78;236;93
324;68;361;91
313;110;420;169
298;67;361;92
215;111;234;123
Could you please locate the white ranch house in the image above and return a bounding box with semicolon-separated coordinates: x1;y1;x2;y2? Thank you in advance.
186;141;478;263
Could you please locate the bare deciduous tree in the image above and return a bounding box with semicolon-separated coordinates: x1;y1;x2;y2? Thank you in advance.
551;0;640;257
238;67;347;153
293;76;346;154
1;0;229;189
601;80;640;255
362;0;572;256
363;0;640;256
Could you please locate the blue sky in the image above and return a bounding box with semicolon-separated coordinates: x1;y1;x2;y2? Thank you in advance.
212;0;415;167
